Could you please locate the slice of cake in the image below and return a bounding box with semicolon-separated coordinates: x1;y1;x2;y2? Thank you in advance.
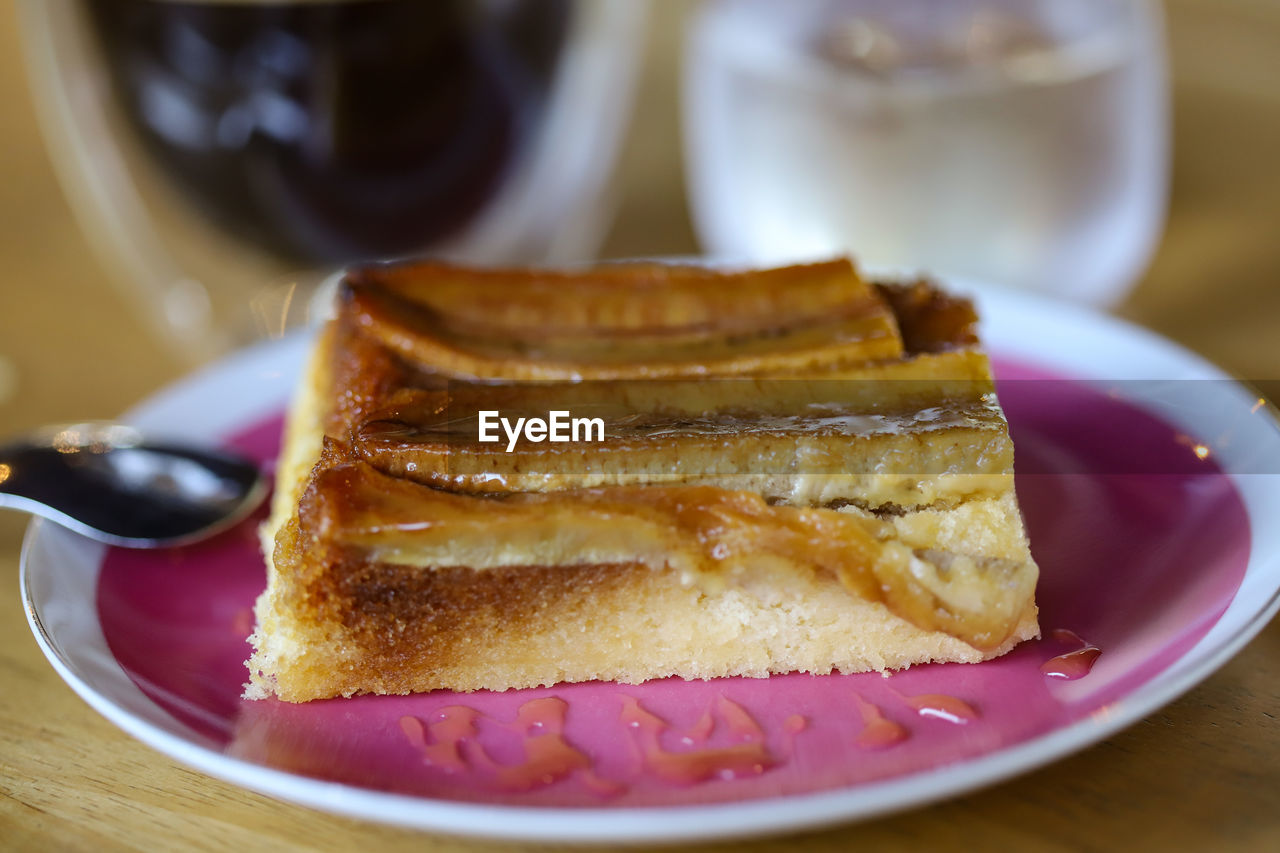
246;258;1039;702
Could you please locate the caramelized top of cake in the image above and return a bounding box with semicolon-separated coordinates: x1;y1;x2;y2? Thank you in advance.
341;258;913;381
346;257;886;337
326;259;983;434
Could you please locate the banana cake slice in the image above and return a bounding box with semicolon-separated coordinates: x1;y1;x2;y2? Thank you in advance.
245;258;1039;702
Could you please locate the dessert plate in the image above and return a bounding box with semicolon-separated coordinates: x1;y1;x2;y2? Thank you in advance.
22;283;1280;844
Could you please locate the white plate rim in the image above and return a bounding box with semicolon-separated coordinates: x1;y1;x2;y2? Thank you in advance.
20;282;1280;845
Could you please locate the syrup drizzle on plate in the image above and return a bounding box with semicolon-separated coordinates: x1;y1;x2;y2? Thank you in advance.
398;693;812;793
1042;628;1102;680
391;627;1101;796
620;695;778;785
900;693;980;725
399;697;622;795
852;693;910;749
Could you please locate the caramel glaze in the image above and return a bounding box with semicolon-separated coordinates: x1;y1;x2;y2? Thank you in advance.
351;394;1014;500
852;694;910;749
355;353;996;425
619;696;776;784
873;281;980;354
325;271;991;453
400;698;624;795
345;279;905;381
327;267;981;434
346;257;883;338
325;309;429;439
902;693;980;724
293;458;1030;651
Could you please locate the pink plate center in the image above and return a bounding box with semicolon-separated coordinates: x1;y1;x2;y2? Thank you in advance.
96;363;1250;807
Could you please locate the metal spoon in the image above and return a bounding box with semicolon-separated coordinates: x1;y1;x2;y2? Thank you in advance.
0;422;267;547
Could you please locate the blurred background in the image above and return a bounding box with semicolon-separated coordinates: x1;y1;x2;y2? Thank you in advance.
0;0;1276;444
1;2;1278;849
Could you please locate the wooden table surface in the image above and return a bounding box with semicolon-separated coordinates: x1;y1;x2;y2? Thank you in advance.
2;1;1278;850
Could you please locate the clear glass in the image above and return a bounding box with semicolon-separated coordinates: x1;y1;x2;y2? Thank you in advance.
20;0;646;362
683;0;1168;306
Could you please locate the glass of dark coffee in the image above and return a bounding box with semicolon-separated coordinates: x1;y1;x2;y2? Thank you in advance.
20;0;645;360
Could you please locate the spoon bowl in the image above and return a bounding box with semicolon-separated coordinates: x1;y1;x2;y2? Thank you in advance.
0;422;267;547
